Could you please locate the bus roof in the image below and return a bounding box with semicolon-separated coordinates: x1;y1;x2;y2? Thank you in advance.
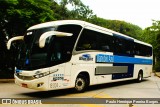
27;20;152;47
27;20;86;30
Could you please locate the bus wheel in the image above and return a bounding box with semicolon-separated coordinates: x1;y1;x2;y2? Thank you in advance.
137;71;143;82
75;75;87;92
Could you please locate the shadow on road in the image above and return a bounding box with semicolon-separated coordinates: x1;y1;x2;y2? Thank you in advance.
88;79;148;91
21;88;75;98
20;79;148;98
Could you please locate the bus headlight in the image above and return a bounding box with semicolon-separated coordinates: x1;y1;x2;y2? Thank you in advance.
34;71;50;79
33;69;58;79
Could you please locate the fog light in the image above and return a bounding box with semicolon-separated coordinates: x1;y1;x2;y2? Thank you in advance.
37;83;44;87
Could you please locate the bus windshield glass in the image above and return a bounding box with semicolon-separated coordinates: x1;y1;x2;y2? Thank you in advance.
17;27;56;70
16;25;82;70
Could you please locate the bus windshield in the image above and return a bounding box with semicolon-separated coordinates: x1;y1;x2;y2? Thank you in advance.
17;27;55;70
16;25;82;70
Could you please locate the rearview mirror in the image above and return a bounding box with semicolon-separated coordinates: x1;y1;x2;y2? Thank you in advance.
7;36;24;50
39;31;73;48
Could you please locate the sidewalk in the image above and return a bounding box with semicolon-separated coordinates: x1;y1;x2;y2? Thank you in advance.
0;79;14;83
155;72;160;78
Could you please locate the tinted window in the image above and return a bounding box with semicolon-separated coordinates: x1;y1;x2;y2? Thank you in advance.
57;25;82;53
76;29;152;57
76;29;114;52
135;43;152;56
113;36;134;56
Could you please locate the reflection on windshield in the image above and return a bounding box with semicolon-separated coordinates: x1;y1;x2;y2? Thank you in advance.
16;25;82;70
17;27;55;70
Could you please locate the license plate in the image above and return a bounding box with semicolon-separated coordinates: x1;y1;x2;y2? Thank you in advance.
22;83;28;88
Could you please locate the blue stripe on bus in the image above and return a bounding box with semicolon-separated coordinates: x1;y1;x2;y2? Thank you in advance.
114;55;152;65
96;54;153;65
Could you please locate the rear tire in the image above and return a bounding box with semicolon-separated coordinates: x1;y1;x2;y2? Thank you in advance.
75;75;88;93
137;71;143;82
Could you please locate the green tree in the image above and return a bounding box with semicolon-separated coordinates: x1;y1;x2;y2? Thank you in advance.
89;17;143;39
0;0;18;74
0;0;55;78
0;0;150;78
142;20;160;71
1;0;55;37
55;0;95;20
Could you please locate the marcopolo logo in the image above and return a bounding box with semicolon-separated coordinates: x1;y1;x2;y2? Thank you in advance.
79;54;93;61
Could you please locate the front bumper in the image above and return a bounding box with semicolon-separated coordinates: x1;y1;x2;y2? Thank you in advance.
14;74;49;91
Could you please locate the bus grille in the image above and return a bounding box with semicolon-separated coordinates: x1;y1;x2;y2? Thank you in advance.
16;73;35;80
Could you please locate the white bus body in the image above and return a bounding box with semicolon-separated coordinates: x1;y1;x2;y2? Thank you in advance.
7;20;153;92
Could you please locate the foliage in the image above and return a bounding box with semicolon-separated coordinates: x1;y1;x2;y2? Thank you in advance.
0;0;149;78
0;0;55;78
142;20;160;71
0;0;55;37
89;17;142;39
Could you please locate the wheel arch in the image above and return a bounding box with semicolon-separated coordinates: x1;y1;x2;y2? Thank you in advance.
76;71;90;86
139;69;143;75
74;71;90;92
72;71;90;87
136;69;143;82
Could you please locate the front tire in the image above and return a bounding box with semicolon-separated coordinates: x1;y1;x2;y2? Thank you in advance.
75;75;87;92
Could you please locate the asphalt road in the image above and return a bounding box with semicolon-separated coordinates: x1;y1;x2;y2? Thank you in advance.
0;74;160;107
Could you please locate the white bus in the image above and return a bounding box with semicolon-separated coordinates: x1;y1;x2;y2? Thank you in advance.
7;20;153;92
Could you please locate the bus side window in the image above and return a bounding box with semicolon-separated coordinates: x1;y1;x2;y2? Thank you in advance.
76;28;114;52
134;43;139;55
134;43;152;57
98;34;114;52
125;40;134;56
114;37;125;54
76;29;97;51
113;36;134;56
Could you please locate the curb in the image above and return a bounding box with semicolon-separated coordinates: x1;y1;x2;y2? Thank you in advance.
0;79;14;83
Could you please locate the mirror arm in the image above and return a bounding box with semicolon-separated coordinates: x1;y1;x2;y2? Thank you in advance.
39;31;73;48
7;36;24;50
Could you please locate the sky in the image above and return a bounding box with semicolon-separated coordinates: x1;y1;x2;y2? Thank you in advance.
81;0;160;29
